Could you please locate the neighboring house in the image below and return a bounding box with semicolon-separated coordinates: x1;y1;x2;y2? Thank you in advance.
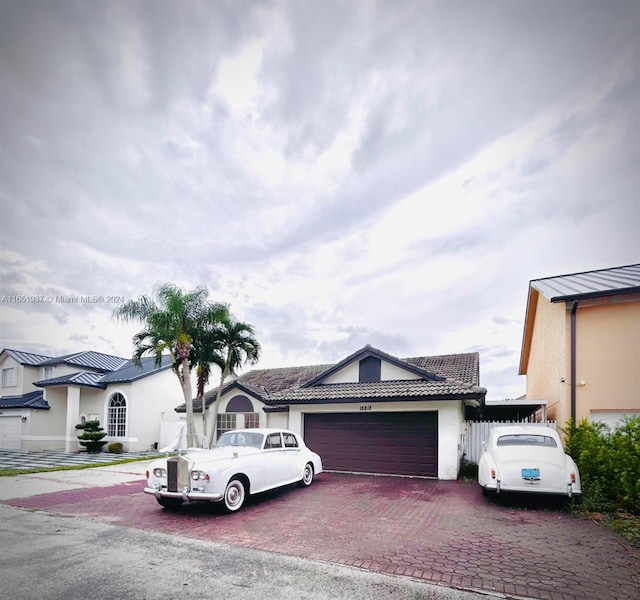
519;263;640;429
178;345;486;480
0;348;178;452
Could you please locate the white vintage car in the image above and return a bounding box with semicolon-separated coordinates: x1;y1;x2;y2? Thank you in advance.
144;428;323;512
478;425;581;497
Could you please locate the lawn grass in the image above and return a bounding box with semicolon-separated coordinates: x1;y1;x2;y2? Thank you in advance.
574;508;640;548
0;455;157;477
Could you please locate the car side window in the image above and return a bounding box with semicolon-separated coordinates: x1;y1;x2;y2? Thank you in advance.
283;433;299;448
265;433;283;449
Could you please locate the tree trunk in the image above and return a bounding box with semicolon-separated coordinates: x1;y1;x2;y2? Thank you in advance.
206;365;228;449
180;356;195;448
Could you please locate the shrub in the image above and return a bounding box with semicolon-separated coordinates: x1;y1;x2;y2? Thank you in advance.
75;420;107;453
563;417;640;515
108;442;124;454
458;460;478;480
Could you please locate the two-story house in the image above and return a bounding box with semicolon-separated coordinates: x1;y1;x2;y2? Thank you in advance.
519;263;640;429
0;348;178;452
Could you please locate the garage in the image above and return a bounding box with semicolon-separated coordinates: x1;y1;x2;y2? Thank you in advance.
0;415;22;450
303;411;438;477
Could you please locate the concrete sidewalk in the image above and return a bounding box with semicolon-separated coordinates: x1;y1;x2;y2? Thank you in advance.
0;459;153;500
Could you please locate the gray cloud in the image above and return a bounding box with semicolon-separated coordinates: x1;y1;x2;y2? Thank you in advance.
0;0;638;400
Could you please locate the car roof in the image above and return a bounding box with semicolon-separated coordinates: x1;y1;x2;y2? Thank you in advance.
490;425;559;438
223;428;297;435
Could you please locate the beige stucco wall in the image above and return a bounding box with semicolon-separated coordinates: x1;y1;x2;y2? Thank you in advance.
107;369;184;452
22;365;43;392
573;299;640;422
0;356;27;395
23;387;68;451
525;294;640;427
525;293;568;425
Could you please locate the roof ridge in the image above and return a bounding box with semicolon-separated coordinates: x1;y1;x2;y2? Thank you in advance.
532;262;640;282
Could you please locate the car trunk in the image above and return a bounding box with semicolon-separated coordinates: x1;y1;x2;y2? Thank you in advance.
494;446;566;489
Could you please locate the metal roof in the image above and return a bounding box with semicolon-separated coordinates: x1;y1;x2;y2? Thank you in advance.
34;371;107;389
0;390;50;410
39;351;127;372
0;349;53;366
101;355;173;383
531;263;640;302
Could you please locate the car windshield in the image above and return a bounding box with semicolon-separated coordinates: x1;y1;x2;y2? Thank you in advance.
216;432;264;449
496;434;557;448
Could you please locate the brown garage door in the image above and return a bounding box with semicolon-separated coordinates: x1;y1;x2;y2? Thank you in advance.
303;411;438;477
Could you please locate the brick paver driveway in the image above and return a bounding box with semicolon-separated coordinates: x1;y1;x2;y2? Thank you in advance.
5;473;639;600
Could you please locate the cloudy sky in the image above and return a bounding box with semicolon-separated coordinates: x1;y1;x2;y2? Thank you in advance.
0;0;638;401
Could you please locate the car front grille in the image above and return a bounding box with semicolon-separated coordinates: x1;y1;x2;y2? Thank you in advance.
167;456;190;492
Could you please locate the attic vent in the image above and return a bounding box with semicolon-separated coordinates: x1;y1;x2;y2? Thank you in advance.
359;356;381;383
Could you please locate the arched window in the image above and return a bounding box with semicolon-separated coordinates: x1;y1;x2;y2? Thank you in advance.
216;395;260;439
108;393;127;437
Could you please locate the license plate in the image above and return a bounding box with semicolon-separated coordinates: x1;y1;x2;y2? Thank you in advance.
522;468;540;480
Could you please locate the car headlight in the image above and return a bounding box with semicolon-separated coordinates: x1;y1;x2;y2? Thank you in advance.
153;468;166;478
191;470;209;481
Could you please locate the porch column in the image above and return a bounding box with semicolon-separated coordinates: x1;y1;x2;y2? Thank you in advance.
64;386;81;452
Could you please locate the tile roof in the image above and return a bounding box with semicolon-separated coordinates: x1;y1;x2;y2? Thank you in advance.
0;390;50;410
405;353;479;384
1;349;53;366
39;351;127;372
101;355;173;383
531;263;640;302
271;379;485;403
181;348;484;412
34;371;107;389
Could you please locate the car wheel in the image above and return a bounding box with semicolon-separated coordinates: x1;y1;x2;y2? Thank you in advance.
156;497;183;510
224;478;246;512
300;462;314;487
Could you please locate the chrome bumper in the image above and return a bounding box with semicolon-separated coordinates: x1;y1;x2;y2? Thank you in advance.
144;486;223;502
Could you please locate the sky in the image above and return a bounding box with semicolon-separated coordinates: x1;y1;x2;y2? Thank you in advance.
0;0;638;401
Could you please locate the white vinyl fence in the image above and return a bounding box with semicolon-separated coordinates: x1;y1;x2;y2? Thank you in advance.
462;420;557;464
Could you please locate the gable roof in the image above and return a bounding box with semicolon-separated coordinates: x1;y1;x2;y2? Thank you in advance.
179;347;484;412
0;390;50;410
101;355;173;383
301;345;443;387
0;349;53;366
531;263;640;303
39;350;127;372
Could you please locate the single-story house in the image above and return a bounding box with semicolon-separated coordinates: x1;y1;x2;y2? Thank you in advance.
179;345;487;480
0;347;179;452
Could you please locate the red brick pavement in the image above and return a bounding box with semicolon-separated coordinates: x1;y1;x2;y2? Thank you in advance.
5;473;639;600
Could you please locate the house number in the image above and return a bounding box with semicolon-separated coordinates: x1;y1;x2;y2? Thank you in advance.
360;405;372;411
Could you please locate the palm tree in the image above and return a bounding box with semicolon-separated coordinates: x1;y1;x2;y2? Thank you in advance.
113;283;227;448
190;302;230;440
206;316;261;448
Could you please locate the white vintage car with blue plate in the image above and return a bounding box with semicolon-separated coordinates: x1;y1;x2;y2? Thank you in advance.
478;425;581;497
145;428;323;511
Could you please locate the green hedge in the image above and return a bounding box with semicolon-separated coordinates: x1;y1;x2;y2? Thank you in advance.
564;417;640;515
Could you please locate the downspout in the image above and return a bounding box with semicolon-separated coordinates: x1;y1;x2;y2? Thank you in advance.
570;300;578;422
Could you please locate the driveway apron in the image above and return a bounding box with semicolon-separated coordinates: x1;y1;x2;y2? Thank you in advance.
3;472;638;600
